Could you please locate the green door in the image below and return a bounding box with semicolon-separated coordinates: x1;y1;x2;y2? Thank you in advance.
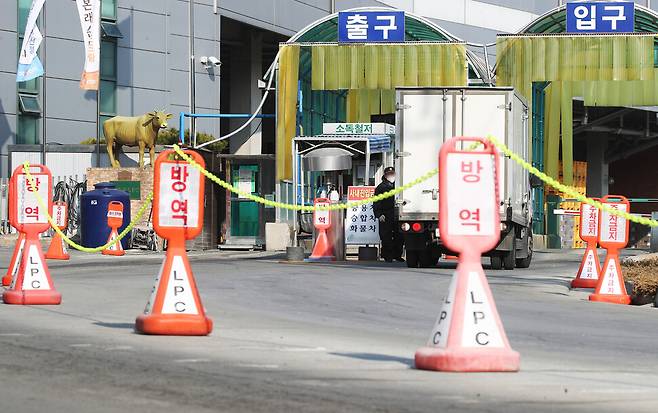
230;164;260;238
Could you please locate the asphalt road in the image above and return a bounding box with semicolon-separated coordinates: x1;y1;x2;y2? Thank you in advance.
0;248;657;413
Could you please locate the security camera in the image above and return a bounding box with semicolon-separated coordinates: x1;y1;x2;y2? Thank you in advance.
199;56;208;66
208;56;221;67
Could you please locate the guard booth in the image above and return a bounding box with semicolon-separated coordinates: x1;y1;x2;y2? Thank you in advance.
496;2;658;247
275;7;491;241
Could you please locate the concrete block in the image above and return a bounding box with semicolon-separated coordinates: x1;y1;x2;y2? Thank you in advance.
533;234;546;251
265;223;291;251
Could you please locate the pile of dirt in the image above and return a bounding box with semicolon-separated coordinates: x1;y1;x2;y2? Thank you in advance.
621;258;658;297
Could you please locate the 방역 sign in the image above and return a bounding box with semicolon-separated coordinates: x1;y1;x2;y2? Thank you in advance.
439;143;500;252
566;1;634;33
338;11;405;43
345;186;379;245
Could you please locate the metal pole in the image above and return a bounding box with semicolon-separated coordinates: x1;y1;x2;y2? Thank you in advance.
96;4;101;167
189;0;196;145
330;0;335;13
41;2;47;165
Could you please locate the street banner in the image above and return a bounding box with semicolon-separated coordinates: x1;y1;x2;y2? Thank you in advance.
16;0;46;82
76;0;101;90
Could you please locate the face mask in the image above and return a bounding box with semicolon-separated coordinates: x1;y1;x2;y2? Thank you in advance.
386;175;395;183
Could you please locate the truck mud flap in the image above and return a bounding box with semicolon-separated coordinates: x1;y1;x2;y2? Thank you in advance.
494;228;515;252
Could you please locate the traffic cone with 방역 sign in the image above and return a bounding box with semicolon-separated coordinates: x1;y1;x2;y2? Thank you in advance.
571;201;601;289
135;148;212;335
589;196;631;305
45;202;70;260
306;198;335;261
3;232;25;286
3;163;61;305
414;136;519;372
102;201;125;256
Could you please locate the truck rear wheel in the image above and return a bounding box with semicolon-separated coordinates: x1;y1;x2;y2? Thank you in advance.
406;250;419;268
419;250;435;268
490;256;503;270
516;229;533;268
503;237;516;270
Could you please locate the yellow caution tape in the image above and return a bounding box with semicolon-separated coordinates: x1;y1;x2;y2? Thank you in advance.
171;144;437;211
23;162;154;252
18;132;656;255
486;135;658;228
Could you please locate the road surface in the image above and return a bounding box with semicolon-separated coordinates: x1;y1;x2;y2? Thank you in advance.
0;248;657;412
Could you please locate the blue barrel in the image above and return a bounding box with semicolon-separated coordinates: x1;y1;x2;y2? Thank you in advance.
80;182;132;249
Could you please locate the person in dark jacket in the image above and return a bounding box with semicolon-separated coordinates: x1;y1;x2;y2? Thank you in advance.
373;167;404;262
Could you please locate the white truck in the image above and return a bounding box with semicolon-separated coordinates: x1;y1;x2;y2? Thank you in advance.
394;87;535;269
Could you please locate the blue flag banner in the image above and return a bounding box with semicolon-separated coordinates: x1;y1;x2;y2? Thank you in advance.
16;56;44;82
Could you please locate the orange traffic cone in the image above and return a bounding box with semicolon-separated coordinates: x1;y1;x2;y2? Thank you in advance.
2;232;25;286
102;227;125;256
571;244;600;289
3;237;62;305
589;196;631;305
45;231;70;260
307;229;335;261
414;258;520;372
589;252;630;304
135;238;212;335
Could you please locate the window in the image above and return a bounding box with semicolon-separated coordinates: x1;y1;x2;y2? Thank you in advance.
101;0;117;21
17;116;39;145
18;94;41;115
101;22;123;39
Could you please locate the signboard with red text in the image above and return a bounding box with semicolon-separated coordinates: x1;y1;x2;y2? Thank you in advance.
153;150;205;240
579;202;599;242
313;198;331;230
52;202;68;229
598;200;629;248
9;165;52;234
439;137;500;254
345;186;379;245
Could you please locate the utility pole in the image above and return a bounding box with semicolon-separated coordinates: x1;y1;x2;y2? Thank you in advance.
41;1;47;165
189;0;196;146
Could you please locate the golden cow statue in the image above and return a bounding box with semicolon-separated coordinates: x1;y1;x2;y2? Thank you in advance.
102;110;173;168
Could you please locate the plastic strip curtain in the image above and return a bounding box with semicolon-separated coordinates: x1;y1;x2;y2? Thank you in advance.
311;43;467;90
497;34;656;185
276;44;300;181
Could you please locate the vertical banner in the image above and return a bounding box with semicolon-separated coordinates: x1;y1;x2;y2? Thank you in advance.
76;0;101;90
16;0;46;82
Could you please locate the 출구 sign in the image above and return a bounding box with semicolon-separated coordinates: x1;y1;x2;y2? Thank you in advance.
566;1;634;33
338;11;405;43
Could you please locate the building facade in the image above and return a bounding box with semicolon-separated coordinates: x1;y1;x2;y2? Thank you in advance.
1;0;658;177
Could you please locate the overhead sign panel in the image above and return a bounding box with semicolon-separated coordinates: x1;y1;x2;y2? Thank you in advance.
338;11;405;43
566;1;634;33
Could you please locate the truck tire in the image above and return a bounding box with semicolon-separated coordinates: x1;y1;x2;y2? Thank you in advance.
490;256;503;270
406;250;420;268
419;250;435;268
516;230;533;268
503;237;516;270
